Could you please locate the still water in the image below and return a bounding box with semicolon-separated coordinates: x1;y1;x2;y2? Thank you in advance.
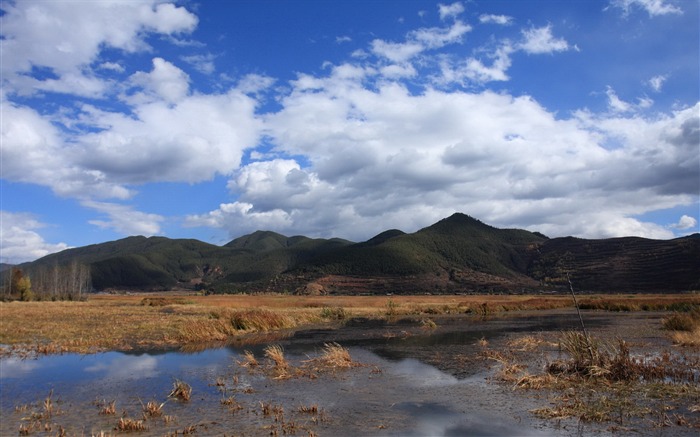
1;314;597;436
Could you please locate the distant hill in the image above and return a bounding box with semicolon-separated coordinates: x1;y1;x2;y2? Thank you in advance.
10;213;700;294
0;263;14;273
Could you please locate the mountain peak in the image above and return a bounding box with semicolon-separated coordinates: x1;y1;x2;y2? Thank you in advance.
425;213;493;233
225;230;289;252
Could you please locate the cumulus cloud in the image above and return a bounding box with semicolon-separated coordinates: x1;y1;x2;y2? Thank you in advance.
0;0;198;97
438;2;465;21
519;25;571;54
83;201;164;236
0;212;69;264
479;14;514;25
671;215;698;231
181;53;217;75
190;50;699;242
647;74;668;92
127;58;191;104
609;0;683;17
605;86;654;113
370;19;471;63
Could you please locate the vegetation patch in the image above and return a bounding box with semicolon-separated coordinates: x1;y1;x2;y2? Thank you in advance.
169;380;192;402
663;309;700;347
264;344;291;379
307;342;360;371
484;329;700;430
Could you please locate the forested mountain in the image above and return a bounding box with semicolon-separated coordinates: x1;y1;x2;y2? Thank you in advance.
9;213;700;294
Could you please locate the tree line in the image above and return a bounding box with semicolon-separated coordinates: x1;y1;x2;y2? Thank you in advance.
2;262;92;301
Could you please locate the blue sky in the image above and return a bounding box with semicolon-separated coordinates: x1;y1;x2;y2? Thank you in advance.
1;0;698;264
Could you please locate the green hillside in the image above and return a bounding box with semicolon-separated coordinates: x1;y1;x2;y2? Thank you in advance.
296;213;546;278
9;213;700;294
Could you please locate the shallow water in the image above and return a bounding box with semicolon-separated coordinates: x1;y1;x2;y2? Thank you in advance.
0;311;631;436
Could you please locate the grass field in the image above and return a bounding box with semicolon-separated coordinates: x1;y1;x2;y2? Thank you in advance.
1;292;698;355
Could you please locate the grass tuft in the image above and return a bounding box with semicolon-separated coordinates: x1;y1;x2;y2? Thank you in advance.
420;318;437;330
116;417;147;432
142;400;165;417
238;350;259;368
318;342;357;369
168;379;192;402
319;306;348;320
264;344;290;378
98;400;116;415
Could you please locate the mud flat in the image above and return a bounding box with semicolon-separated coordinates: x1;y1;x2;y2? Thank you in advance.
1;309;698;436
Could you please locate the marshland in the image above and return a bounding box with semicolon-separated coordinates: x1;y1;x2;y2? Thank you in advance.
1;293;699;436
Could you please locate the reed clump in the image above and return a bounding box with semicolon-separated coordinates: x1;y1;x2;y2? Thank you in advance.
169;380;192;402
230;310;295;331
317;342;358;369
238;350;259;368
663;310;700;347
142;400;165;417
116;417;147;432
97;400;116;415
264;344;290;378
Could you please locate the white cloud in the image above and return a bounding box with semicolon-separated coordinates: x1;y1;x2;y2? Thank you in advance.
609;0;683;17
0;0;198;97
74;88;262;185
671;215;698;231
519;25;570;54
0;99;133;199
128;58;191;104
438;2;465;21
647;74;668;92
190;53;699;242
181;53;217;75
371;40;425;63
82;201;164;236
98;62;125;73
0;212;69;264
371;19;471;63
438;44;514;85
605;86;654;113
479;14;513;25
411;21;472;49
336;36;352;43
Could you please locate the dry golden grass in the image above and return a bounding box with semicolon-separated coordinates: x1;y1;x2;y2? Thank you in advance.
313;342;359;369
116;417;147;431
142;400;165;417
1;293;697;355
97;400;116;415
264;344;290;378
669;328;700;347
238;350;259;368
507;335;554;351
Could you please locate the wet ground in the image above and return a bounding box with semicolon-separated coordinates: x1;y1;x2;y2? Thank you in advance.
0;309;695;436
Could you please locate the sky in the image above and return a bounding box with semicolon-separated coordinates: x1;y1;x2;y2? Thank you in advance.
1;0;699;265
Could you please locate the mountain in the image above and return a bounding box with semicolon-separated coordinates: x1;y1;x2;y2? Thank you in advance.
9;213;700;294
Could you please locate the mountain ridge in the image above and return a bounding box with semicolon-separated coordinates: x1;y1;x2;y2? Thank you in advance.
9;213;700;294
